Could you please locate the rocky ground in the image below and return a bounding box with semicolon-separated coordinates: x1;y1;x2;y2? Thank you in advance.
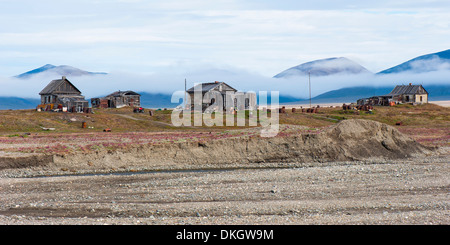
0;147;448;225
0;119;448;225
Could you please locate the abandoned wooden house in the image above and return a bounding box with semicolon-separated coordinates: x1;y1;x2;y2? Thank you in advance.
384;84;428;104
357;83;428;106
91;90;141;108
186;81;256;112
38;76;89;112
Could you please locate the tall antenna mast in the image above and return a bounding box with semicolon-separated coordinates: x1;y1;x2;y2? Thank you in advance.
309;72;311;108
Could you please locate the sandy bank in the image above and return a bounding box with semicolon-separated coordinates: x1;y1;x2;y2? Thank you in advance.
430;100;450;107
0;119;434;176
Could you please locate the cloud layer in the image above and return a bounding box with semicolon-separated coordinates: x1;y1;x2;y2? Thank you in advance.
2;66;449;100
0;1;449;102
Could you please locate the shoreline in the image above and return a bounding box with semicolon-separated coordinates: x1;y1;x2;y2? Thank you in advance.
280;100;450;108
430;100;450;107
2;100;449;111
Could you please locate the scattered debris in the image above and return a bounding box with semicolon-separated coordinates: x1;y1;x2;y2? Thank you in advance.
356;105;373;111
342;104;352;110
306;108;318;113
133;107;144;113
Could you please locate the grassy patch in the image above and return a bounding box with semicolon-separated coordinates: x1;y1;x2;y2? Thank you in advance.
0;103;448;151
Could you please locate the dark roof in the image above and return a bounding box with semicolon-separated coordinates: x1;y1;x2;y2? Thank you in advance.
384;84;428;96
39;77;81;95
186;82;237;93
106;90;141;97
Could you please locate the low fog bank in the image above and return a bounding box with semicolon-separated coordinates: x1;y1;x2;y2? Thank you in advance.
0;67;449;100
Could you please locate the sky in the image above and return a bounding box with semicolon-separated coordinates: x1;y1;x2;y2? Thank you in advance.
0;0;449;98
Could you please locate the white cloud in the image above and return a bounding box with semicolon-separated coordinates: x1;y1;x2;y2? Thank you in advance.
3;65;449;102
0;0;449;80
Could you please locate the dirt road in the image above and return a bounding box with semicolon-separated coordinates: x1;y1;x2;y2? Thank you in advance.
0;149;448;225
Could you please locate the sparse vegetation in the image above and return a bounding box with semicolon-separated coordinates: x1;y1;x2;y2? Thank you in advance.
0;103;448;156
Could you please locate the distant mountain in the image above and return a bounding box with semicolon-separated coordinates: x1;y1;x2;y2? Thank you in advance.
274;57;372;78
377;49;450;74
0;97;41;110
15;64;107;79
283;84;450;104
1;84;449;110
303;86;393;104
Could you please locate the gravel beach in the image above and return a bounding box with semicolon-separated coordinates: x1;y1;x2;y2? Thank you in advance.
0;147;448;225
0;119;448;225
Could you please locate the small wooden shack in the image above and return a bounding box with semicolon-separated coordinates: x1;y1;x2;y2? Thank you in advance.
357;83;428;106
91;90;141;108
383;84;428;104
38;76;89;112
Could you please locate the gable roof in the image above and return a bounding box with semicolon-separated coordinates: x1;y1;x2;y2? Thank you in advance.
106;90;141;97
187;82;237;93
39;76;82;95
385;84;428;96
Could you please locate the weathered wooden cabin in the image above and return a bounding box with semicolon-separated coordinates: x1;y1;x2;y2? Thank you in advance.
357;83;428;106
186;81;256;111
38;76;89;112
383;84;428;104
91;90;141;108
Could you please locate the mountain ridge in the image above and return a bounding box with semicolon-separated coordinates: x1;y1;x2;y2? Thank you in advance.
5;49;450;109
15;64;107;79
274;57;372;78
282;84;450;105
274;49;450;78
377;49;450;74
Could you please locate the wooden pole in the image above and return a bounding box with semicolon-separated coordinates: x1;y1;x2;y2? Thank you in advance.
309;72;311;108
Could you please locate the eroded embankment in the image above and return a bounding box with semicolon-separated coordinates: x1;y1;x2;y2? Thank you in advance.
52;119;433;171
0;154;53;170
0;119;434;172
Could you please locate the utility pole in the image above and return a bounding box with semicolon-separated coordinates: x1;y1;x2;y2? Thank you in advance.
184;78;187;109
309;72;311;108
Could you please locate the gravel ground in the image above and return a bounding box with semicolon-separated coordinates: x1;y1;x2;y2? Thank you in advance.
0;147;448;225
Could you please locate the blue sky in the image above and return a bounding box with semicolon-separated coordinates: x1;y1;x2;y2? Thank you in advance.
0;0;449;98
1;0;449;76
